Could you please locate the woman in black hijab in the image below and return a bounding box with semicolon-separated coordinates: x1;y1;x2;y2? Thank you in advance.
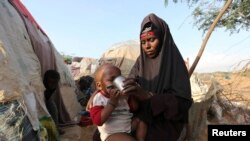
123;13;193;141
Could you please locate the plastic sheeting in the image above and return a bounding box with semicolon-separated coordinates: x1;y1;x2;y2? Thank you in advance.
0;0;81;133
0;0;45;130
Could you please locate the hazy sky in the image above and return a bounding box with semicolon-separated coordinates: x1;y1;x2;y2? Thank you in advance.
21;0;250;72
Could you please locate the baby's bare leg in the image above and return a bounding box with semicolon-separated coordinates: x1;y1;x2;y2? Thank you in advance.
106;133;136;141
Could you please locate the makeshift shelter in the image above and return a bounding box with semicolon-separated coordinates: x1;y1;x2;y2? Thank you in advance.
0;0;81;140
70;57;98;80
98;40;140;77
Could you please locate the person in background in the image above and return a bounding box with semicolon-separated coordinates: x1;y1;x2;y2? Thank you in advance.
43;70;64;135
80;75;94;96
121;13;193;141
90;64;146;141
76;75;94;108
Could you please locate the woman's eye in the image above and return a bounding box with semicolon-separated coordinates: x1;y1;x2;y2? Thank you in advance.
149;38;155;42
141;40;145;45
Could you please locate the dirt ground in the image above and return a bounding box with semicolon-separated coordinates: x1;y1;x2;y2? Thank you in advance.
60;125;96;141
207;72;250;105
193;71;250;141
197;71;250;99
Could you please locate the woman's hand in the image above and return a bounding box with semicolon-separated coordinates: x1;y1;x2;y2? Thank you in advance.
122;78;151;101
122;78;138;93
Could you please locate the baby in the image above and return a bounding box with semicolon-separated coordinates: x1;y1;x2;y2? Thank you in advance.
89;64;146;141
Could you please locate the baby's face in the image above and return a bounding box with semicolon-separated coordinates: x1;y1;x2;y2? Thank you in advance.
100;66;121;93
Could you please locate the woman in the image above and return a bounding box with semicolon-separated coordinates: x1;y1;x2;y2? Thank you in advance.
122;13;193;141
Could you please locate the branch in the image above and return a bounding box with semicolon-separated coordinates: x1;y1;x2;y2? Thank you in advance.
188;0;233;77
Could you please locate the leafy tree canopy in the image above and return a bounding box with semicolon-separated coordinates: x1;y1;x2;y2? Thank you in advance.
166;0;250;34
61;53;73;64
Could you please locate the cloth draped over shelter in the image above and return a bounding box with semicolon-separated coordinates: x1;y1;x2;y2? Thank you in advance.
70;57;98;80
0;0;46;130
98;40;140;77
10;0;78;124
0;0;81;140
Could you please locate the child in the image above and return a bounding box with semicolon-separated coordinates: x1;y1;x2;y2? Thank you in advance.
89;64;146;141
76;75;94;107
43;70;65;135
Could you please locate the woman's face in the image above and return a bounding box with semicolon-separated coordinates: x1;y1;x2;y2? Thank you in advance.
140;32;160;58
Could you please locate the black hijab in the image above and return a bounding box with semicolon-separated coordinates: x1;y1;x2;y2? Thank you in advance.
130;13;192;100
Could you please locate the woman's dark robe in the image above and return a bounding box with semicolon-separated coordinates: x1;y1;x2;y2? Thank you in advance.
129;13;193;141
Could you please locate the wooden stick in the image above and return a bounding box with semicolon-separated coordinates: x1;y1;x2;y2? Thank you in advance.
188;0;233;77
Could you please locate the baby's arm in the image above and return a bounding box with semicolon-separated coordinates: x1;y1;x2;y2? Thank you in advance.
99;101;117;125
90;89;120;126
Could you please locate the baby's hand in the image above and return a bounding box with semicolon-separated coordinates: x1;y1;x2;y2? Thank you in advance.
107;88;121;100
107;88;120;106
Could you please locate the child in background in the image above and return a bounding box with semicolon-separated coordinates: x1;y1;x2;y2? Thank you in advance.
43;70;64;135
76;75;94;107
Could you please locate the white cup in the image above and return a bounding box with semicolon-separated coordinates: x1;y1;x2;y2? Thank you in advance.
113;76;126;91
